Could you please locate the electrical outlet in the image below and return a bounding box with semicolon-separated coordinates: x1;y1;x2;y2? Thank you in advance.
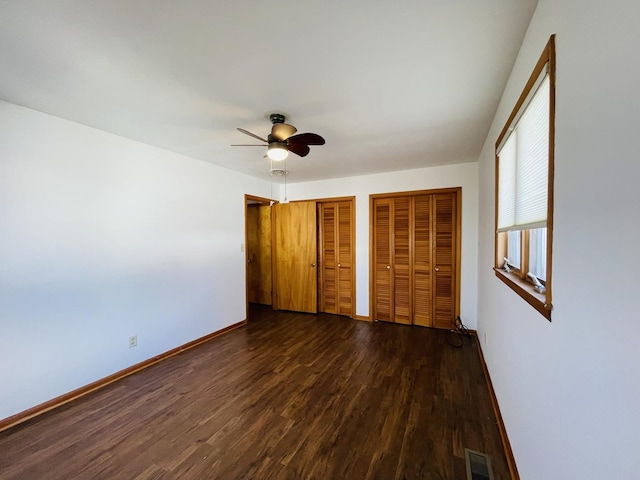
129;335;137;348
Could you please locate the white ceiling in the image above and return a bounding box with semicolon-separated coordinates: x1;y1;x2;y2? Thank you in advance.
0;0;537;184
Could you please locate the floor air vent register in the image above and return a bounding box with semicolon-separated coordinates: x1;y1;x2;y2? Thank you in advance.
465;448;494;480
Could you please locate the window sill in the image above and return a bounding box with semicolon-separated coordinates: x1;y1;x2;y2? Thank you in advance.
493;268;552;321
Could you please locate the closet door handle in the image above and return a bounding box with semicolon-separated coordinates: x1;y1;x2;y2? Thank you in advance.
338;263;342;268
435;267;440;272
311;263;316;267
386;265;391;270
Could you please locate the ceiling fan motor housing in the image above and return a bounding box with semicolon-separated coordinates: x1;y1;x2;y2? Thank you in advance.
270;113;286;124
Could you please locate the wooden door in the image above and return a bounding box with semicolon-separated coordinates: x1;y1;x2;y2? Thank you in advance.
412;195;432;327
371;189;459;328
372;196;415;325
336;201;354;316
392;197;412;325
433;193;457;329
247;205;272;305
274;201;317;313
372;199;393;322
247;206;260;303
318;200;354;316
258;205;273;305
319;203;337;313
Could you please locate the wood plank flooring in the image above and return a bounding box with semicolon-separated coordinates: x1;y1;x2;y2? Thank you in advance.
0;305;509;479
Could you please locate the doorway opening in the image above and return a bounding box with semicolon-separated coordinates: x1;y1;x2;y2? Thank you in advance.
244;194;275;322
244;195;355;320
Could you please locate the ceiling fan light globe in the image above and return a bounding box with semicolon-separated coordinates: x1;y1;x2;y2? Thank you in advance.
267;145;288;161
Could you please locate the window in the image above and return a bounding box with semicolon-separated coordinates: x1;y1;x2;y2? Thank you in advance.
494;35;555;321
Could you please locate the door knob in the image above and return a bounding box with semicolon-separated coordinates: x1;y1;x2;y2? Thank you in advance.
435;267;440;272
386;265;391;269
338;263;342;267
311;263;316;267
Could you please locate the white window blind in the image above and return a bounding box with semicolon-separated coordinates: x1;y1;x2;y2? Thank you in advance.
497;74;550;232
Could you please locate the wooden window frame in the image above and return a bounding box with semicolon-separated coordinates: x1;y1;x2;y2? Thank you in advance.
494;35;556;321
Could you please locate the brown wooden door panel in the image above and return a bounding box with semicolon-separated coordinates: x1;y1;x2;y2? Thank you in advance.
274;202;317;313
338;266;352;316
433;193;456;329
246;205;272;305
371;189;459;329
246;206;260;303
393;265;411;324
337;203;352;265
413;270;431;327
373;199;392;322
257;205;273;305
434;274;454;329
319;203;337;314
319;200;354;316
374;267;392;321
413;195;432;327
336;201;353;316
323;267;337;313
393;197;411;324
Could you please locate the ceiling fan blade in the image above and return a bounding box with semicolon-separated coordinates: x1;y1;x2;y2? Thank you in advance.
237;127;268;143
288;143;311;157
231;144;267;146
287;132;325;146
271;123;297;141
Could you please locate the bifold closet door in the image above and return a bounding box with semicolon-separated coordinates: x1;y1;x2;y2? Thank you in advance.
433;193;456;329
372;195;429;326
273;201;317;313
336;201;354;316
318;201;354;316
371;190;458;328
412;195;433;327
392;197;411;325
371;196;415;325
373;199;393;322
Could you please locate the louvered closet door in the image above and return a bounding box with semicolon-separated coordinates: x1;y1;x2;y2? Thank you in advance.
319;203;337;313
393;197;412;325
373;199;393;322
433;193;457;329
336;201;353;316
372;189;458;328
319;200;354;316
412;195;432;327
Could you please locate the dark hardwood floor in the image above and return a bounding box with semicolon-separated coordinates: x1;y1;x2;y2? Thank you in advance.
0;305;509;479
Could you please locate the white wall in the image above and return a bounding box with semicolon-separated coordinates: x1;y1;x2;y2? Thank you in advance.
476;1;640;479
284;163;479;326
0;101;271;420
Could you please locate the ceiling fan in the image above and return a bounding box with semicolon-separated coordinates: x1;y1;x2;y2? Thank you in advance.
232;113;325;161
